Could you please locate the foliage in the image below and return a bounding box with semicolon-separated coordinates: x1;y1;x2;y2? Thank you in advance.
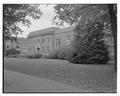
42;45;76;60
27;53;43;59
57;45;76;60
53;4;113;64
3;4;42;36
42;47;63;59
70;22;109;64
53;4;108;27
5;48;21;56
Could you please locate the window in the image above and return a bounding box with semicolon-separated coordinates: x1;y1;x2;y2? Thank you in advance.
6;44;9;49
41;38;45;43
42;47;45;52
58;38;60;47
29;40;31;43
67;35;70;40
47;46;50;52
16;45;19;49
34;39;37;43
47;37;50;42
56;38;57;47
56;38;61;48
73;34;76;39
38;39;40;42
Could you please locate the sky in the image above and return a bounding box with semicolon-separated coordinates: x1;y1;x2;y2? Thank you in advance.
18;5;69;38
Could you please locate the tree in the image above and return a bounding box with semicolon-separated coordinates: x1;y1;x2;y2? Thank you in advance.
54;4;117;69
53;4;108;27
108;4;117;72
3;4;42;56
70;21;109;64
3;4;42;37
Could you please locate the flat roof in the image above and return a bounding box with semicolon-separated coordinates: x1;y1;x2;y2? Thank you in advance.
27;27;74;39
27;27;59;39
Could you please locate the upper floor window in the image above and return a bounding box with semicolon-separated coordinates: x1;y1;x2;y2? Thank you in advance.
34;39;38;43
47;37;50;42
41;38;45;43
37;38;40;42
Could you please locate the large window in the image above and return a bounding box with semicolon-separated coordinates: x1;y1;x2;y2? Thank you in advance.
56;37;61;48
67;35;70;40
58;38;60;47
56;38;58;47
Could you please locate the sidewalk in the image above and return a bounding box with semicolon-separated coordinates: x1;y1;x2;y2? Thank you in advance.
4;70;86;92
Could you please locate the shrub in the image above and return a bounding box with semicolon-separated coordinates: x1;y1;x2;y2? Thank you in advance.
70;22;109;64
5;48;21;56
57;45;76;60
42;45;76;60
7;54;19;58
42;47;62;59
27;53;43;59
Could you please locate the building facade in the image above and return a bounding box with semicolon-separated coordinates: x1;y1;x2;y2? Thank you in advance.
5;40;16;50
20;27;75;55
4;37;26;52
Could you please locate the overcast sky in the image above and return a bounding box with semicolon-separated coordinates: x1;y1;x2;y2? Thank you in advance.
18;5;69;38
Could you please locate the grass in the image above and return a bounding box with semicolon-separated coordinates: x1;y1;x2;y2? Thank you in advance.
4;58;117;92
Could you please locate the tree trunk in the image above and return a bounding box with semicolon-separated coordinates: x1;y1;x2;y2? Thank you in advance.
3;39;6;56
108;4;117;72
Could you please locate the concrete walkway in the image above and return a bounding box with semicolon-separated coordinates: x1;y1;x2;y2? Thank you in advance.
4;70;86;92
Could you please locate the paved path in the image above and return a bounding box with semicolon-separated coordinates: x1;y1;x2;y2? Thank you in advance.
4;70;84;92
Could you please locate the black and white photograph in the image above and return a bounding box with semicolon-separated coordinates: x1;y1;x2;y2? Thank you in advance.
3;3;117;93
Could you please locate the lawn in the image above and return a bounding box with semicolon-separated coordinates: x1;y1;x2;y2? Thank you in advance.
4;58;117;92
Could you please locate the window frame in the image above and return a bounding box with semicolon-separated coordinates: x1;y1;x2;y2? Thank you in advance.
66;34;70;40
